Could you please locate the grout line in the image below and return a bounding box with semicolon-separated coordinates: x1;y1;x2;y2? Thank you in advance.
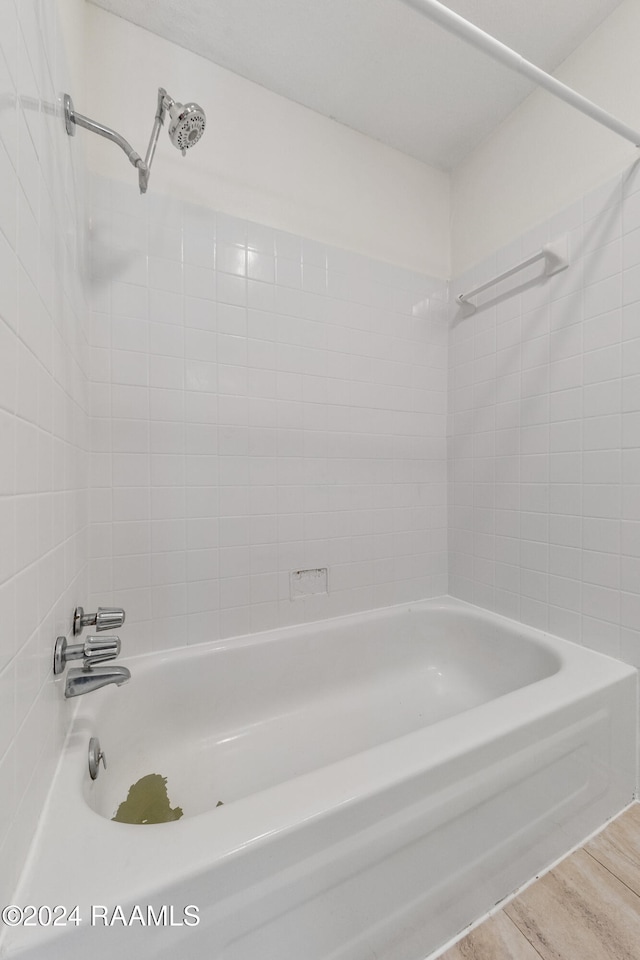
502;910;547;960
582;845;640;902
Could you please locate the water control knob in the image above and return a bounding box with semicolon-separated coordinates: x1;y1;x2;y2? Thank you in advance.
94;607;126;632
53;635;121;674
82;636;121;665
73;606;126;636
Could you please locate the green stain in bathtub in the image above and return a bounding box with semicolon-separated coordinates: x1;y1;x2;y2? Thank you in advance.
112;774;184;825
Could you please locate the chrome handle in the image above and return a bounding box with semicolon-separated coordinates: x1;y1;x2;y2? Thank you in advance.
95;608;126;632
54;636;121;675
82;636;121;665
74;606;126;636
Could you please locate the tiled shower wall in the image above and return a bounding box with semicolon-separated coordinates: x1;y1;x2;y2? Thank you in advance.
0;3;89;906
449;164;640;667
87;175;448;653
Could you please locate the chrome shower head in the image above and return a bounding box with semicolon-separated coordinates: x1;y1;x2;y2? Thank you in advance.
167;101;206;155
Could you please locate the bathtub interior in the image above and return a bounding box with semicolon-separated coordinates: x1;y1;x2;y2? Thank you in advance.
85;603;562;821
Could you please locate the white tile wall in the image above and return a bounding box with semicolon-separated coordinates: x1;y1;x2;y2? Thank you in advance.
449;165;640;667
0;2;89;907
87;175;449;651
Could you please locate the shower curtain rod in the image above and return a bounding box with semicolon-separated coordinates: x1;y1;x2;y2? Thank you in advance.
399;0;640;148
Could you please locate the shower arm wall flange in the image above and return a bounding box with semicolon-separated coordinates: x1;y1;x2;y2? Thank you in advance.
64;93;150;193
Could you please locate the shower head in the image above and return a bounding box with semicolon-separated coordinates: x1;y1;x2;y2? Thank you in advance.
139;89;206;192
167;100;206;155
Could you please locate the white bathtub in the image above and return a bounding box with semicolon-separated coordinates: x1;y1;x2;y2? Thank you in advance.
3;598;637;959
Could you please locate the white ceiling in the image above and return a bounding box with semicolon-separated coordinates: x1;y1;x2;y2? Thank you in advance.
88;0;625;169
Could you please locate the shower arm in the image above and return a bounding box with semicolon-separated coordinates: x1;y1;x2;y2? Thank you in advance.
64;91;174;194
64;94;147;191
139;88;175;194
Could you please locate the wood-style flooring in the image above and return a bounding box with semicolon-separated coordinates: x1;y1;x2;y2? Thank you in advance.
440;803;640;960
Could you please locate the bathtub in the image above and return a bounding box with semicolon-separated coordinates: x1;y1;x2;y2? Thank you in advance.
3;597;637;959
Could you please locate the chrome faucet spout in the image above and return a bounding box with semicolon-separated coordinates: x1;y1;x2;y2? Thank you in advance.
64;665;131;699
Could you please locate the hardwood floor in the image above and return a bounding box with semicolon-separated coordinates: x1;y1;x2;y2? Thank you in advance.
439;804;640;960
585;803;640;897
438;912;540;959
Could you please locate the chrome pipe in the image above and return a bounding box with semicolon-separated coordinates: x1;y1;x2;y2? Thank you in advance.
65;95;146;170
400;0;640;147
